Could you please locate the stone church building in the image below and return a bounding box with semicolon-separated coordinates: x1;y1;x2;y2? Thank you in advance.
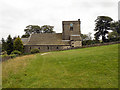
22;19;82;53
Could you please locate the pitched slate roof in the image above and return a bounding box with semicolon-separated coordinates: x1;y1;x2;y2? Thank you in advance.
24;33;70;45
21;38;29;45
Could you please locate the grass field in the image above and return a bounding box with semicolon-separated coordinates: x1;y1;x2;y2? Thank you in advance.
2;44;119;88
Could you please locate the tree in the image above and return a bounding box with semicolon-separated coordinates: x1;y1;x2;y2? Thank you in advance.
22;25;55;38
1;38;7;51
13;36;17;41
41;25;55;33
24;25;41;35
81;32;92;41
6;35;14;55
13;36;23;53
21;34;30;38
111;21;120;36
81;33;95;45
22;25;56;38
81;34;88;41
94;16;113;42
107;31;119;41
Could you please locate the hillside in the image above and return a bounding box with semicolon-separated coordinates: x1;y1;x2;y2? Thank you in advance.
2;44;119;88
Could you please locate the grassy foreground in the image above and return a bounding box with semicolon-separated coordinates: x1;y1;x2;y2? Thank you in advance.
2;44;119;88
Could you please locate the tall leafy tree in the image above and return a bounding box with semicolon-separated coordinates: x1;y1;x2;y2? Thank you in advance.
22;25;55;38
111;21;120;36
6;35;14;55
24;25;41;35
94;16;113;42
41;25;55;33
107;31;119;41
81;32;92;41
13;36;23;53
21;34;30;38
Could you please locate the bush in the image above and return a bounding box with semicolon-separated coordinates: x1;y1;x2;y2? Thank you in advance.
11;50;22;55
1;54;8;58
10;54;17;58
1;51;7;55
30;48;40;54
23;53;31;55
82;40;100;45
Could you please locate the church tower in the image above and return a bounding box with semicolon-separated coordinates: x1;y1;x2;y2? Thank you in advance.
62;19;82;47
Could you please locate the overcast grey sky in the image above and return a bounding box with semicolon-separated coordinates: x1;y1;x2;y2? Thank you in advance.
0;0;119;40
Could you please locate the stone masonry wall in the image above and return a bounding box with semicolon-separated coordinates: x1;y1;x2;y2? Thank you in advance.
24;45;71;53
71;41;82;47
62;20;81;40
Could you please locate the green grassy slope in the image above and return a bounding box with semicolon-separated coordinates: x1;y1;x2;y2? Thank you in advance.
2;44;119;88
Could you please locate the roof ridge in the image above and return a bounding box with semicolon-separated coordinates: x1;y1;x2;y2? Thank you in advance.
32;33;62;35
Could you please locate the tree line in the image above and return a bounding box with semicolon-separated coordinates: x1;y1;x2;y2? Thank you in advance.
1;25;55;56
22;25;55;38
2;35;23;58
82;16;120;45
1;16;120;56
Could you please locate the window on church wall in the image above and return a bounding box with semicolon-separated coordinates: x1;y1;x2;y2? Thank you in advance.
70;23;73;31
38;47;40;50
29;47;31;50
56;47;59;49
47;46;49;50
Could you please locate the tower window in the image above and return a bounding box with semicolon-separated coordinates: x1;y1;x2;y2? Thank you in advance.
70;27;73;31
70;23;73;31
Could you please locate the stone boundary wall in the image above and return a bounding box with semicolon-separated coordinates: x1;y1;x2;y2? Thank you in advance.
63;41;120;50
2;41;120;62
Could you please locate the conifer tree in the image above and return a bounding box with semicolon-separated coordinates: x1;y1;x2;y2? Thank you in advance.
94;16;113;42
6;35;14;55
1;38;7;51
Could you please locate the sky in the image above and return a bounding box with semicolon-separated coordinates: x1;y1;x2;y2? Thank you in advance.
119;1;120;20
0;0;119;40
